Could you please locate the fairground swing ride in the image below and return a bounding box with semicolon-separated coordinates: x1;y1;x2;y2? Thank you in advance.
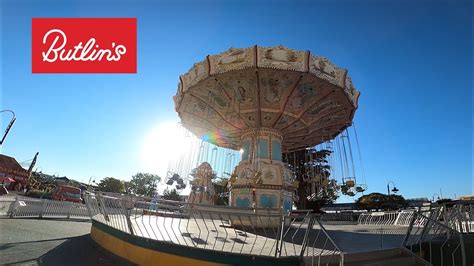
165;46;367;215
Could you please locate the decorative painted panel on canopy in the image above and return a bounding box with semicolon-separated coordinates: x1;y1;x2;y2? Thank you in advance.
174;45;360;151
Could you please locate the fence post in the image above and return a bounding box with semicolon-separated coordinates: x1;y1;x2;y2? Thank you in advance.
85;195;93;218
276;211;285;258
121;199;134;235
459;231;466;266
402;211;417;246
39;199;48;219
8;197;19;218
273;210;282;258
299;215;314;258
394;212;401;225
66;201;73;219
456;205;465;234
98;195;110;222
419;209;436;243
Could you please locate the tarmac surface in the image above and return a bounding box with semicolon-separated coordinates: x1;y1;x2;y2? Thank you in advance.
0;218;134;265
0;216;409;265
321;222;408;252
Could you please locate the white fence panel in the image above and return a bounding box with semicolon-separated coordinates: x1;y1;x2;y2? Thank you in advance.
0;197;15;217
358;211;417;226
13;198;44;217
0;196;90;219
69;202;90;218
42;200;69;218
394;211;415;226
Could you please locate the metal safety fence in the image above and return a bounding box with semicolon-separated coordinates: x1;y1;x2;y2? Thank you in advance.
403;211;466;266
356;202;474;234
440;201;474;234
0;195;89;219
3;192;470;265
357;210;430;227
84;193;344;265
357;211;401;226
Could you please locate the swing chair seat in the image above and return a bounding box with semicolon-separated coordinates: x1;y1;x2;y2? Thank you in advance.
345;180;355;187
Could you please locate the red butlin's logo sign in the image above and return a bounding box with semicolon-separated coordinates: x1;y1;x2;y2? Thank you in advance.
32;18;137;73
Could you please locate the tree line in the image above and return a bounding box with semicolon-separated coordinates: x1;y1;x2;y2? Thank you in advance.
97;173;160;197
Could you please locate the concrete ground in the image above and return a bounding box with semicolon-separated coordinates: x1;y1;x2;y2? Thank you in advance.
0;218;134;265
321;222;409;253
0;215;410;265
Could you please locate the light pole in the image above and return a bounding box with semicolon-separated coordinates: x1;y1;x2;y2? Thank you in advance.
387;181;399;195
0;110;16;145
88;176;96;186
432;193;440;203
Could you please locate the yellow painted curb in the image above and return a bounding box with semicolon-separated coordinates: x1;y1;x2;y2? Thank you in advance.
91;225;226;266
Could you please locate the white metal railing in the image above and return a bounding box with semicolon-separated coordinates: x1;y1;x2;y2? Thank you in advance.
84;193;344;265
440;201;474;234
351;205;471;264
356;210;431;227
403;211;466;266
393;211;415;225
0;196;16;217
357;211;400;226
0;195;89;219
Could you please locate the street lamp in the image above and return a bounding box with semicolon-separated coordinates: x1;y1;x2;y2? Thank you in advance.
432;193;440;203
88;176;96;186
387;181;399;195
0;110;16;145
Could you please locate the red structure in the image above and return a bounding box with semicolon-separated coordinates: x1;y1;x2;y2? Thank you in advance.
0;154;29;191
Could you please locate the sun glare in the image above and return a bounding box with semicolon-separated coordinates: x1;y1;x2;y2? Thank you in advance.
140;121;192;178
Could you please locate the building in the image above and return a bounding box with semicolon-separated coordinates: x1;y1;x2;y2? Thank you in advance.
0;154;29;191
406;197;431;208
320;203;357;212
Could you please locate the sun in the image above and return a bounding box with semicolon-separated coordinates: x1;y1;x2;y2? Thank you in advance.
140;121;192;178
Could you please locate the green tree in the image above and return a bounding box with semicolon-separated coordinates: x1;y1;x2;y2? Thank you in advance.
129;173;160;197
97;177;125;193
356;193;407;211
283;149;337;211
162;188;182;201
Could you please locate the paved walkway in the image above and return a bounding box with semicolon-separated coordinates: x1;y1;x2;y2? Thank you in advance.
0;218;133;265
0;215;410;265
321;222;409;253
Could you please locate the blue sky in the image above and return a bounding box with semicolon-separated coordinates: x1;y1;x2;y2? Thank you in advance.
1;0;472;201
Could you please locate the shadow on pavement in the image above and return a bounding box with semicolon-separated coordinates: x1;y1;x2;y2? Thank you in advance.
8;234;135;266
7;217;91;223
0;236;75;251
